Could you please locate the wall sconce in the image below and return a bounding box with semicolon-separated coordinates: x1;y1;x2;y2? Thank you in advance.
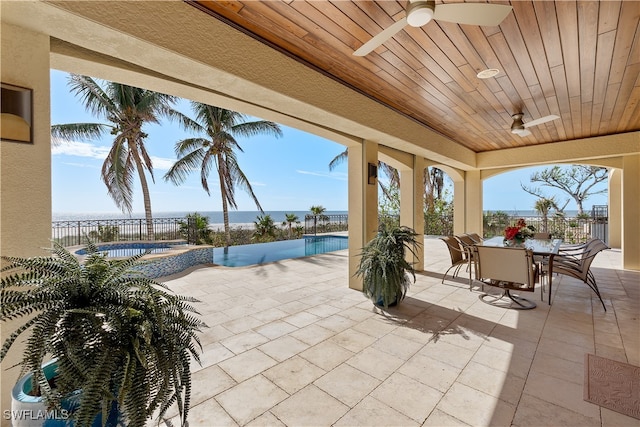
1;82;33;144
368;162;378;185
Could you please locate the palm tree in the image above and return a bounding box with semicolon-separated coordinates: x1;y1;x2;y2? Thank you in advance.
253;214;277;242
310;205;328;234
282;213;300;239
534;197;559;233
424;168;445;212
51;75;182;240
164;102;282;246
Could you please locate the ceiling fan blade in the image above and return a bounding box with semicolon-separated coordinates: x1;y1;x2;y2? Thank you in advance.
433;3;513;26
515;129;532;137
354;17;408;56
523;115;560;128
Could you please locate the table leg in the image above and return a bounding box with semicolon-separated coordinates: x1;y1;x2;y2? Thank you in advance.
547;254;554;305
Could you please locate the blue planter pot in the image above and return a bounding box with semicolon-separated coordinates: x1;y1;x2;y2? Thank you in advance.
374;295;399;307
10;360;121;427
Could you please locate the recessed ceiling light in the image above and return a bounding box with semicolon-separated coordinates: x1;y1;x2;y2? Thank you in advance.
477;68;500;79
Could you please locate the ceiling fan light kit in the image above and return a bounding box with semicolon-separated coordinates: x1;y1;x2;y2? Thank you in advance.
406;1;435;27
511;113;525;134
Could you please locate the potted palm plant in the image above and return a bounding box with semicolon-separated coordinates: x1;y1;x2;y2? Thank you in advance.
355;224;420;308
1;240;206;427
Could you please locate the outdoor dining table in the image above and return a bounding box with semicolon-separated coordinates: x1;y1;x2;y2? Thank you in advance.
475;237;563;305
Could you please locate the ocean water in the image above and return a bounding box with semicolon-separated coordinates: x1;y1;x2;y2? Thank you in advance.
52;210;349;223
484;209;580;218
53;209;583;223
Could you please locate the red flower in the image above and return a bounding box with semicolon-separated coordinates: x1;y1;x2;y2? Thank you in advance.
504;226;521;240
504;218;532;240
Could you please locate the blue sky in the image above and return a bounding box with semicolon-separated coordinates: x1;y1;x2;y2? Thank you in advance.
51;70;607;215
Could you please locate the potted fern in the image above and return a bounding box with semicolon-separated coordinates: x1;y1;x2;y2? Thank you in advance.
1;240;206;427
355;224;420;308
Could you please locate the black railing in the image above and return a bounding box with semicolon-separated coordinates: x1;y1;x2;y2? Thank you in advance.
591;205;608;243
54;210;608;247
304;214;348;234
52;218;185;246
483;214;608;244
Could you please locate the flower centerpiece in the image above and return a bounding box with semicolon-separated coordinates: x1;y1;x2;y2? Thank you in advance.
503;218;535;246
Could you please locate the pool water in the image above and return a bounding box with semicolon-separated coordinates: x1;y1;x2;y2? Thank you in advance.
213;235;348;267
75;242;176;258
101;247;171;257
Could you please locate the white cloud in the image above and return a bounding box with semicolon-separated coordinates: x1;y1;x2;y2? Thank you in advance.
52;140;109;159
52;140;175;171
61;162;99;169
251;181;267;187
296;170;348;181
150;157;175;171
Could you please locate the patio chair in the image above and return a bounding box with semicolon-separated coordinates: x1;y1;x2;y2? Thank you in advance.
472;245;538;310
558;237;599;252
542;238;609;311
467;232;483;243
440;236;469;286
456;233;478;248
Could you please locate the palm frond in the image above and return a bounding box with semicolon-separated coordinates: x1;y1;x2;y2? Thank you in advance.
101;136;135;213
50;123;110;145
231;120;283;139
328;148;348;171
67;74;116;119
228;159;263;212
163;145;206;187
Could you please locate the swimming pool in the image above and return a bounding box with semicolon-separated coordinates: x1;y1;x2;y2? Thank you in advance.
213;235;348;267
75;242;182;258
73;241;210;278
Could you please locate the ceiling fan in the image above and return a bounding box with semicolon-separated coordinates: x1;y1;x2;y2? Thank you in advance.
354;1;513;56
510;113;560;137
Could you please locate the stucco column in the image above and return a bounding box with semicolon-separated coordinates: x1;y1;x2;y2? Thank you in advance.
0;22;52;426
464;170;483;233
452;179;465;235
348;140;378;290
400;156;425;271
622;155;640;270
608;168;621;249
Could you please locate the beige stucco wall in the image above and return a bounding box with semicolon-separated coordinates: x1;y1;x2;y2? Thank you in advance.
622;155;640;270
608;169;622;248
0;22;52;424
1;23;51;257
348;141;379;291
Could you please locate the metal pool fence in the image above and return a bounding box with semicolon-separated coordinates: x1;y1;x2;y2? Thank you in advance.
52;218;186;246
483;205;608;244
304;214;349;234
53;208;607;247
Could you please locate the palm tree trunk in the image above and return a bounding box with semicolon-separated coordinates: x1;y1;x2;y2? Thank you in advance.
222;196;231;246
218;166;231;246
132;148;154;240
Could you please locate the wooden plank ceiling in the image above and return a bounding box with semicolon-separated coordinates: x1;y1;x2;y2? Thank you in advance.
189;0;640;153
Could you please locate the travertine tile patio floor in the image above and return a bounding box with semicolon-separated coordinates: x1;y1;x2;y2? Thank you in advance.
160;237;639;427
